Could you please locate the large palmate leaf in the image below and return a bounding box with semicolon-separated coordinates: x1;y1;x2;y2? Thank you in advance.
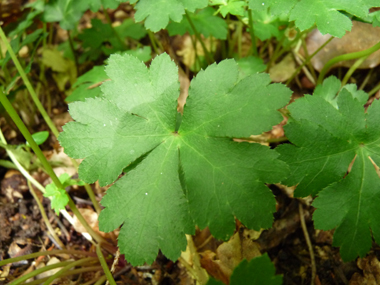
130;0;208;32
277;76;380;261
248;0;380;38
59;53;291;265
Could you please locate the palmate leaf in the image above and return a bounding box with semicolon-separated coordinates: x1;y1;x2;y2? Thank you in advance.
277;76;380;261
130;0;208;32
248;0;380;38
59;53;291;265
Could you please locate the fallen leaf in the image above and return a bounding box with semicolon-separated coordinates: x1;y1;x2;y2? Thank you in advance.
269;54;296;82
349;255;380;285
72;208;106;237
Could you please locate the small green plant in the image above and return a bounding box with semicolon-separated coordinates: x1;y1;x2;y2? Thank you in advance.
58;0;380;269
2;0;380;283
60;53;291;264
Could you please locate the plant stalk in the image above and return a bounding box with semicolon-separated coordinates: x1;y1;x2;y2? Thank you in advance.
0;26;59;138
96;244;117;285
0;91;106;244
0;250;96;267
247;10;258;56
43;257;97;285
185;11;213;64
317;40;380;85
287;36;334;86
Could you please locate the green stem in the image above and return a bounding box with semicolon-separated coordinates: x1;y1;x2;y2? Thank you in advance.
301;36;317;82
0;26;60;138
0;250;96;267
287;36;334;86
27;180;66;249
68;30;79;75
0;91;106;245
341;54;370;86
96;244;117;285
9;260;73;285
43;257;97;285
103;9;128;50
185;11;213;64
0;127;65;249
0;91;61;186
189;35;202;69
84;275;108;285
247;10;258;56
148;30;159;54
368;81;380;96
359;68;373;90
317;40;380;85
16;266;103;285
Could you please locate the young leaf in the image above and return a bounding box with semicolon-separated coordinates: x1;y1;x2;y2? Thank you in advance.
42;0;88;30
131;0;208;32
207;254;282;285
44;173;83;214
277;76;380;261
123;46;152;63
248;0;297;18
66;66;108;102
210;0;247;17
167;7;228;39
59;53;291;265
28;131;49;146
86;0;124;12
249;0;380;38
236;56;267;81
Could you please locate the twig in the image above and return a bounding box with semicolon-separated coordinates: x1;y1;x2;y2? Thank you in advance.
298;202;316;285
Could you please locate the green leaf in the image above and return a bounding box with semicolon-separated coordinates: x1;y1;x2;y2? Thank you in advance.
210;0;247;17
8;11;43;37
0;160;17;169
167;7;228;39
42;0;88;30
114;18;147;40
277;76;380;261
78;18;147;61
66;65;108;103
249;0;380;38
79;19;114;51
28;131;49;146
132;0;208;32
236;56;267;81
60;53;291;265
248;0;298;18
86;0;124;12
207;254;282;285
371;11;380;27
44;175;70;215
123;46;152;62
